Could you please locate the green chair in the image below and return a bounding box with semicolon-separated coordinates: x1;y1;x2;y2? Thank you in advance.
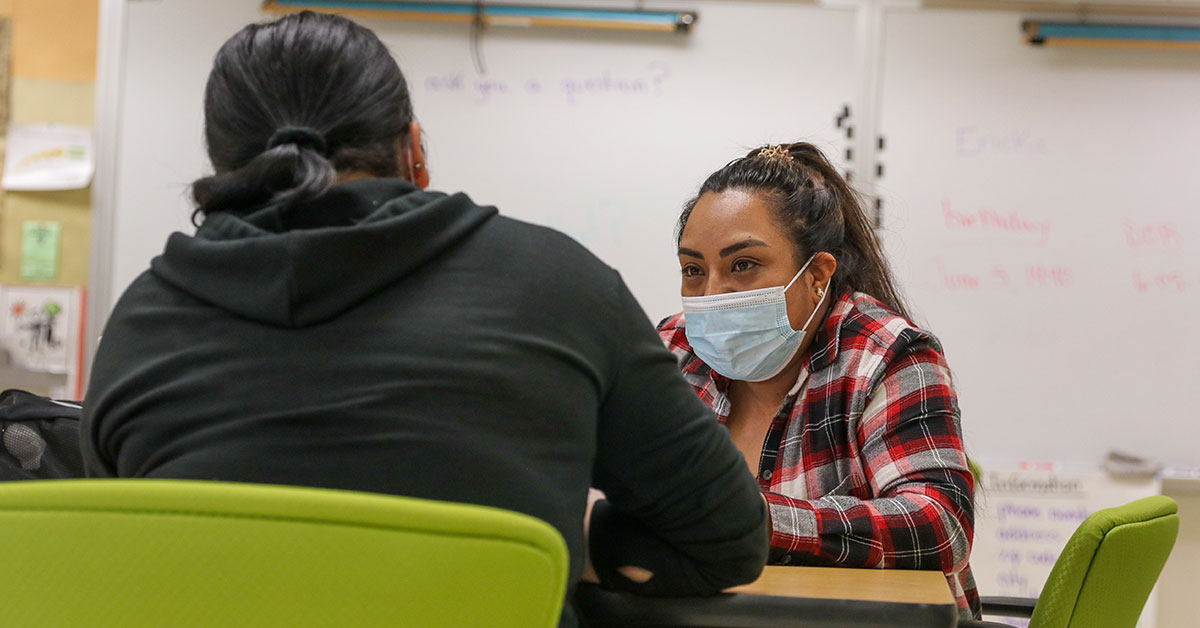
967;457;984;485
964;495;1180;628
0;479;569;627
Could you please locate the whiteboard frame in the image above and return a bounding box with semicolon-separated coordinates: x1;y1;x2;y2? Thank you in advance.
86;0;129;394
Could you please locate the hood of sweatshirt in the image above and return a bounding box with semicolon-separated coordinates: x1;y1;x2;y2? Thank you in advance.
150;178;497;328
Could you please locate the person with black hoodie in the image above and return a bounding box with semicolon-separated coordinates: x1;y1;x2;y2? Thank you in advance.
81;11;768;627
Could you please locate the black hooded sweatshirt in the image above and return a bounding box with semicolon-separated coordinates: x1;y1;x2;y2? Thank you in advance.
82;179;768;626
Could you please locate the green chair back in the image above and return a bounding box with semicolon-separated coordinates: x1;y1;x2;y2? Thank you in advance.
967;457;983;485
1030;495;1179;628
0;479;569;627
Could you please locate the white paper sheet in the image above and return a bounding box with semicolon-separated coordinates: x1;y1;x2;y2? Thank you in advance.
0;285;82;374
2;124;95;191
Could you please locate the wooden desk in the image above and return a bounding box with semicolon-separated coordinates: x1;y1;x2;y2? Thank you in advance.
575;565;959;628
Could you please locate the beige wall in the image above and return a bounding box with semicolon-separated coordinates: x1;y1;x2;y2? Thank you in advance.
0;0;98;287
1157;480;1200;628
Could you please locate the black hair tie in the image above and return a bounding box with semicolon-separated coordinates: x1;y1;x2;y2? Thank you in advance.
266;126;329;156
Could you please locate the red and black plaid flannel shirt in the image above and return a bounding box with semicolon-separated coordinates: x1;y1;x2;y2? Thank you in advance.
658;291;980;619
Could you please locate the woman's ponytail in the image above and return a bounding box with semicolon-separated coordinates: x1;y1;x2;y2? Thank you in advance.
192;127;337;224
191;12;413;225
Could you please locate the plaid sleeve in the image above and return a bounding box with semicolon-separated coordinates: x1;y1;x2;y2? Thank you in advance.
763;333;975;575
656;313;691;362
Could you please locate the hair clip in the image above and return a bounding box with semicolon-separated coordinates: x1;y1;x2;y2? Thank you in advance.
756;144;792;161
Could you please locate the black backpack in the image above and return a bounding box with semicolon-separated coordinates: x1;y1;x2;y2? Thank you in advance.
0;389;84;480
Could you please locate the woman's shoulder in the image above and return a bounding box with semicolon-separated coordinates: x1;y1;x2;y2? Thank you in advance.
487;215;601;258
836;292;946;362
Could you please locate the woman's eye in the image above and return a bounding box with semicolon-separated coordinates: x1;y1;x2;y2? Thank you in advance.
732;259;758;272
681;265;703;277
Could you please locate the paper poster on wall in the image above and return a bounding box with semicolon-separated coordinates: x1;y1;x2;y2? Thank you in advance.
0;285;82;375
1;124;95;191
971;464;1160;627
19;221;61;281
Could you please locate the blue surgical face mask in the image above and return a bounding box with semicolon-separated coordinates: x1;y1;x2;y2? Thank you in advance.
682;255;828;382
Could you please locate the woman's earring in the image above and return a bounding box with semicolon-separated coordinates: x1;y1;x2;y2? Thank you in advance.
816;287;825;299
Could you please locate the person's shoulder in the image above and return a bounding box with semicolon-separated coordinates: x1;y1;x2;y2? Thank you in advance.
113;267;193;314
839;294;957;410
486;215;599;256
839;292;945;359
481;215;617;278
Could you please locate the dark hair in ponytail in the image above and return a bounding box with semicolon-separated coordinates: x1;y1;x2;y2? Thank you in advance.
191;11;414;225
677;142;911;320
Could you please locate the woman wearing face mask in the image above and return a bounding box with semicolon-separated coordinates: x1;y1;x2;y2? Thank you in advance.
658;143;980;620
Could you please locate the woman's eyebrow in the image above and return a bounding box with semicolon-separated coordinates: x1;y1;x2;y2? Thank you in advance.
678;247;704;259
719;239;769;258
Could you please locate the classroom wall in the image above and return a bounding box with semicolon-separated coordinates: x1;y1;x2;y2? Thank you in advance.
0;0;98;287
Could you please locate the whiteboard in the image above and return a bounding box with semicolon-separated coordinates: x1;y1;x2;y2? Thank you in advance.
970;464;1160;626
108;0;857;324
877;10;1200;468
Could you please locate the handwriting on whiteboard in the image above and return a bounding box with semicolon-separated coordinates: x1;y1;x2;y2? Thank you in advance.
1124;220;1184;252
937;261;1197;295
942;199;1051;245
1131;270;1198;294
934;216;1193;295
1124;220;1192;293
955;126;1048;158
936;259;1073;292
974;468;1158;608
421;62;672;105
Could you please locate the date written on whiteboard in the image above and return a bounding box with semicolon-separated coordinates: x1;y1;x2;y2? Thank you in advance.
1131;270;1197;294
1124;221;1191;293
936;259;1073;291
1123;220;1183;252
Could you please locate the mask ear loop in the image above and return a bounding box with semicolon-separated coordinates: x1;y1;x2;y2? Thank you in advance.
796;279;830;333
784;254;819;292
785;254;831;334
